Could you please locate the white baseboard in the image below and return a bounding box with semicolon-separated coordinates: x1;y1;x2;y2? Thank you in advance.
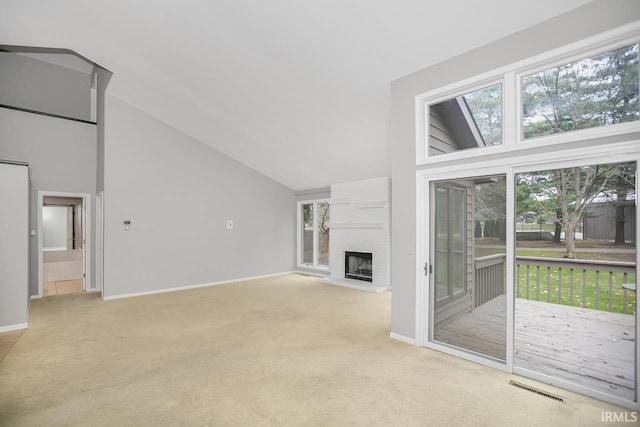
102;271;296;301
295;270;329;278
30;294;42;300
390;332;416;346
0;323;28;333
319;277;390;293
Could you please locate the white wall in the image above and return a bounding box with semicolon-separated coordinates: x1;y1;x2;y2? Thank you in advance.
103;95;296;298
0;108;97;296
42;206;68;250
389;0;640;340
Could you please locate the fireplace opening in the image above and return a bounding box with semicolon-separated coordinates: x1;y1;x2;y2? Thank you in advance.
345;251;373;282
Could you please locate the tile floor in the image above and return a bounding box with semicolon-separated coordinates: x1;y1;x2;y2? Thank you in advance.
44;278;84;296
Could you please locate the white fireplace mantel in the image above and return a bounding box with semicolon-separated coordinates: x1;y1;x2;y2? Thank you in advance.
320;177;391;292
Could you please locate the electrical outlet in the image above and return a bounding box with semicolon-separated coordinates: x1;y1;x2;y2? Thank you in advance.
226;220;233;230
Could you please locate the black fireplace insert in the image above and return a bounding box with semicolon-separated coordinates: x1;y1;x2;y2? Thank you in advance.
344;251;373;282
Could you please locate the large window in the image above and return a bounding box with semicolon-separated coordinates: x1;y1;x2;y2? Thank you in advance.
427;83;503;156
297;200;330;270
417;38;640;164
416;25;640;408
522;43;639;139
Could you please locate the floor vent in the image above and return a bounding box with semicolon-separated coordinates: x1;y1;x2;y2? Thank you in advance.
509;380;565;402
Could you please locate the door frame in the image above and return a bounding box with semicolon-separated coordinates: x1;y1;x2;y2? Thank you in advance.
417;165;514;373
296;199;330;271
416;144;640;410
37;191;92;298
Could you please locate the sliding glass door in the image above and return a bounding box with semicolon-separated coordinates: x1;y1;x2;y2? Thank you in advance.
420;159;638;406
514;161;637;402
429;175;507;362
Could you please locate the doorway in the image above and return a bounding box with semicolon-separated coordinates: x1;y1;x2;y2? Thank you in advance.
429;175;507;363
38;191;92;297
418;156;638;408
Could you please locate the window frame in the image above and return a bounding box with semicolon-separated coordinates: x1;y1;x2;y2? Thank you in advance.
415;23;640;166
296;198;330;271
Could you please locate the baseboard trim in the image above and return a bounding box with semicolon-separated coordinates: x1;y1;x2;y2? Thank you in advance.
295;270;329;278
319;277;390;293
390;332;416;346
30;294;42;300
0;323;28;333
102;271;296;301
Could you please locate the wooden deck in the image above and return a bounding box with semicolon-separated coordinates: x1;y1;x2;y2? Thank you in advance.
434;295;635;401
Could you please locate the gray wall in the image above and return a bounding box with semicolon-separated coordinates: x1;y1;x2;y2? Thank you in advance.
390;0;640;340
0;108;97;296
0;163;29;329
0;52;92;122
96;67;113;193
103;95;296;298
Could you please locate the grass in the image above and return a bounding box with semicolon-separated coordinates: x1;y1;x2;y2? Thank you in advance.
516;264;635;315
474;238;637;315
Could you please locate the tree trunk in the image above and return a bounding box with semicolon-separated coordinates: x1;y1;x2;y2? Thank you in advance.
320;230;329;254
614;171;629;245
564;219;577;258
553;209;562;243
614;205;626;245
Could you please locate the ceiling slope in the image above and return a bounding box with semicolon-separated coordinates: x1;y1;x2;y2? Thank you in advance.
0;0;595;190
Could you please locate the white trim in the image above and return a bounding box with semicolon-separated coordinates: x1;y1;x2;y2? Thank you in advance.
294;269;328;278
296;199;330;271
37;191;92;298
389;332;416;346
0;323;28;333
414;173;425;347
416;21;640;165
319;277;390;293
102;271;296;301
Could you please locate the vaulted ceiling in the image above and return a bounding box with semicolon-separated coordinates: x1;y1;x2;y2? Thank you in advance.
0;0;595;190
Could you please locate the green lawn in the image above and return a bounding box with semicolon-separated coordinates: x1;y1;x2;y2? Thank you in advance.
516;264;635;315
474;240;636;315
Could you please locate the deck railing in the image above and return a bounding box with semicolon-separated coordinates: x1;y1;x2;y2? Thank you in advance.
516;257;635;314
474;255;636;314
474;254;506;307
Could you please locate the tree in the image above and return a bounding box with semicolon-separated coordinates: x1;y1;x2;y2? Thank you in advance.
465;84;502;146
599;162;636;245
522;43;639;138
318;203;330;255
518;164;620;258
475;178;506;240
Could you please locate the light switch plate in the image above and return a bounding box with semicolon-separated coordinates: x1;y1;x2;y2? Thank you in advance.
226;220;233;230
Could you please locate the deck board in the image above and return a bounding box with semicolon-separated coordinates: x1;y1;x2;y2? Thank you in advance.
434;295;635;401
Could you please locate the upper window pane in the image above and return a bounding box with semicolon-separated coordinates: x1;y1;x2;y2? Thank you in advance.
428;84;502;157
522;43;639;139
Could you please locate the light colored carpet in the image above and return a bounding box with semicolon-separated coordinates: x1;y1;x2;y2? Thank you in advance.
0;274;628;426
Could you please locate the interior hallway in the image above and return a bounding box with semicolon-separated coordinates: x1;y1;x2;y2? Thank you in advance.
0;274;628;426
43;279;84;296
